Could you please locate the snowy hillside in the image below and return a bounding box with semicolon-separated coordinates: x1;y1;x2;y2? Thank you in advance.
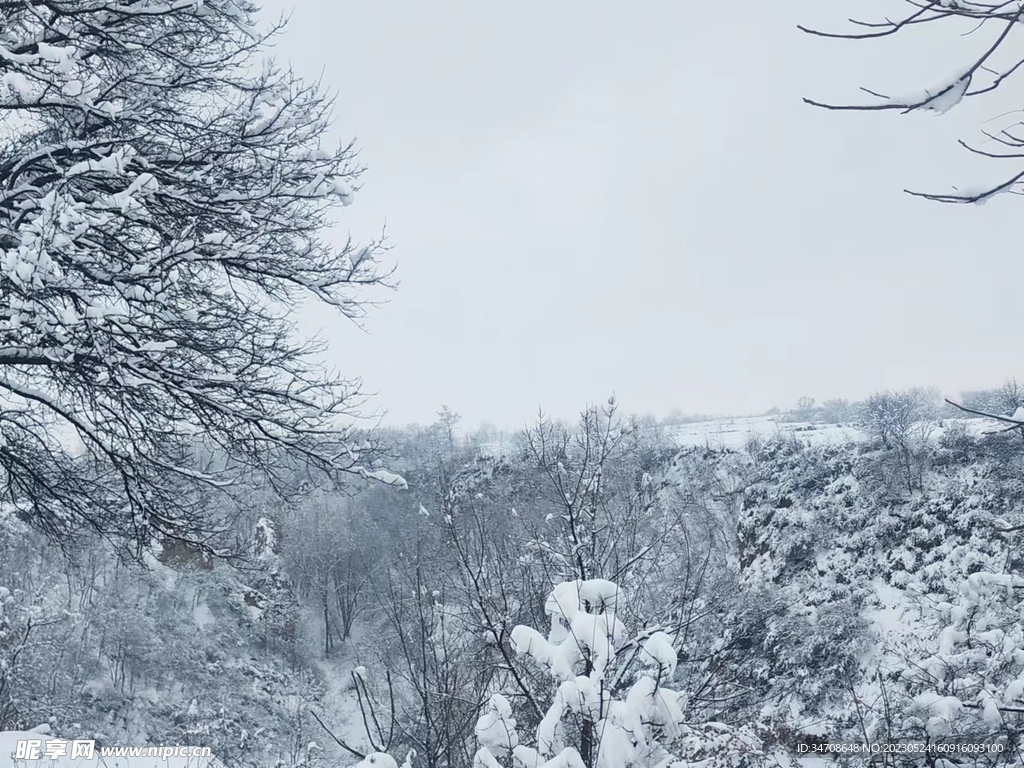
478;414;997;456
736;428;1024;754
667;415;864;449
6;399;1024;767
667;414;994;450
1;0;1022;763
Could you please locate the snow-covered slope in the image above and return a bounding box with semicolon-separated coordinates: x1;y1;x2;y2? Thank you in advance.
736;429;1024;751
667;415;863;449
667;415;994;450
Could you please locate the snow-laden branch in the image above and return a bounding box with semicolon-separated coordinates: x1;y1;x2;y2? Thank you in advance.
802;0;1024;203
0;0;393;555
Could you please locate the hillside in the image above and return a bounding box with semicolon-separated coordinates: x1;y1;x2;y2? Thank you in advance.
737;427;1024;756
3;405;1024;767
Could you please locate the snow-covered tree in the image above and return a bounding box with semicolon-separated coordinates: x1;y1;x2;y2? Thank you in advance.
0;506;326;766
285;494;374;657
859;388;938;494
472;578;760;768
367;548;493;768
0;0;389;555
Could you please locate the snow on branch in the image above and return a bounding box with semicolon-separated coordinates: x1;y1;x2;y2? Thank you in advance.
482;579;760;768
0;0;393;556
802;0;1024;204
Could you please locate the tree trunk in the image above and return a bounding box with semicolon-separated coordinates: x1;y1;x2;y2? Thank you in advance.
323;602;332;658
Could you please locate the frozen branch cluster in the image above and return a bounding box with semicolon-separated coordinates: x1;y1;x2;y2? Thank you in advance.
0;0;389;553
471;578;756;768
804;0;1024;203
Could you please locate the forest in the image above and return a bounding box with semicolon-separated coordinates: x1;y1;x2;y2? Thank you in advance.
4;388;1024;767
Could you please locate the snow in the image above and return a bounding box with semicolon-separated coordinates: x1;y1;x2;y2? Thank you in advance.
545;579;623;621
912;692;964;735
769;754;836;768
65;147;134;178
577;578;621;611
665;414;994;450
192;602;215;629
861;578;919;664
884;71;971;114
943;178;1015;206
2;72;34;100
1005;674;1024;704
475;695;518;757
919;73;970;114
333;179;355;205
666;415;864;449
640;632;678;675
361;468;408;490
478;414;994;457
567;611;624;676
348;754;398;768
980;692;1002;726
255;517;277;555
487;579;755;768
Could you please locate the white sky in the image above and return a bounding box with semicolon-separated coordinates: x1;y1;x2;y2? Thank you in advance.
261;0;1024;430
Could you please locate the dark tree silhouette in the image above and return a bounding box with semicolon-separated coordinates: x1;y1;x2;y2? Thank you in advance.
0;1;395;556
803;1;1024;203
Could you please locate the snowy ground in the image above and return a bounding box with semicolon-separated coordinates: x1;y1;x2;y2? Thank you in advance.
308;619;383;761
666;415;995;451
480;414;998;457
666;415;862;450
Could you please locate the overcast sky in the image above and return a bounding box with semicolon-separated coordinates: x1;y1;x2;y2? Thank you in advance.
261;0;1023;430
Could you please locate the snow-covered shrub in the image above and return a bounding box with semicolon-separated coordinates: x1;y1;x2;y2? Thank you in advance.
938;420;977;462
738;429;1024;758
473;579;761;768
0;511;323;767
